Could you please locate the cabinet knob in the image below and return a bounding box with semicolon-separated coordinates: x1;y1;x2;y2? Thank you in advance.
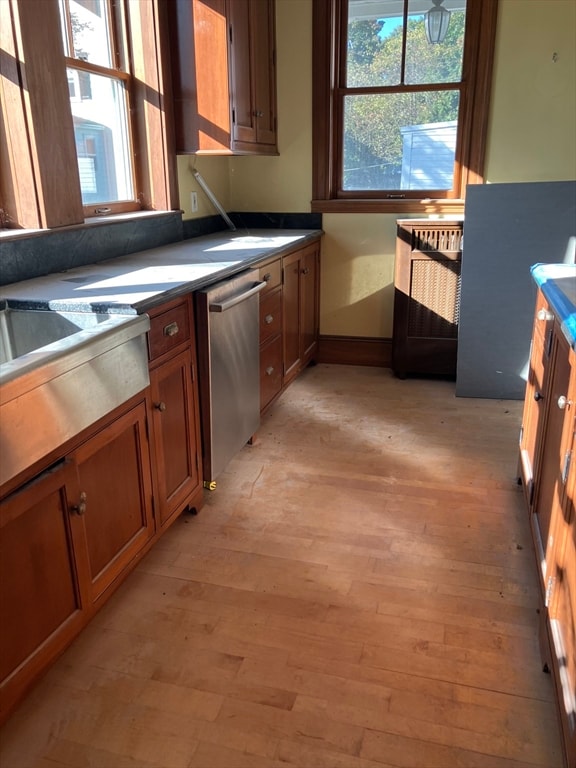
265;366;274;376
534;391;543;402
537;308;554;322
264;314;274;324
163;322;179;337
263;272;272;282
557;395;572;410
71;492;87;516
253;110;264;117
154;401;167;412
301;267;310;275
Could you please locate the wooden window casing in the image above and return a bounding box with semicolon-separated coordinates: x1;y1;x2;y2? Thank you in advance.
0;0;177;231
311;0;498;215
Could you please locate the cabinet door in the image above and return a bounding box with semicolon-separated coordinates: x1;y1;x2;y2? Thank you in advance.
150;348;201;527
519;293;555;509
72;402;154;604
301;243;320;366
228;0;255;145
534;333;573;582
282;249;302;384
283;244;320;386
0;460;88;718
251;0;276;146
168;0;231;154
547;426;576;766
228;0;277;151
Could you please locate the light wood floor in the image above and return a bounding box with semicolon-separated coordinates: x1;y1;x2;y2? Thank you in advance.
0;365;565;768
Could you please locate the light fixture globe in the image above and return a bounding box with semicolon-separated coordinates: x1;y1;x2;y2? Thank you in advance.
425;0;451;44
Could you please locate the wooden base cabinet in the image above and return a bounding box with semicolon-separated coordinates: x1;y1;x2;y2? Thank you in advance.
282;241;320;387
257;239;321;413
258;257;283;411
0;397;154;723
520;288;576;767
72;402;155;605
147;297;203;527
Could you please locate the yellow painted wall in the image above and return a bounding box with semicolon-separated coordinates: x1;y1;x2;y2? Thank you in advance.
485;0;576;182
177;0;576;339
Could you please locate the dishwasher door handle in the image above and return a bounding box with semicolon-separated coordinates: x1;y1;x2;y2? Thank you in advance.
209;281;266;313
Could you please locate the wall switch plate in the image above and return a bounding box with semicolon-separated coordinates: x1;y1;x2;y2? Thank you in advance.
191;192;198;212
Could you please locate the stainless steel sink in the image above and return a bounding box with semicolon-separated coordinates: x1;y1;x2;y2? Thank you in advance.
0;307;150;487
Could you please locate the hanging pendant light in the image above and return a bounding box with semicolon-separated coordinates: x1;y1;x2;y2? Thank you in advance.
425;0;451;44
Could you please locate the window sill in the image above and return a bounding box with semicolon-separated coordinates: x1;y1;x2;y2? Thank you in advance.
310;199;466;216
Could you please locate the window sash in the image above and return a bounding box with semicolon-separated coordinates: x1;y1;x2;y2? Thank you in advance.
312;0;498;213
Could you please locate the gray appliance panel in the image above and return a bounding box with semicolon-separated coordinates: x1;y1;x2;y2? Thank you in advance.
456;181;576;399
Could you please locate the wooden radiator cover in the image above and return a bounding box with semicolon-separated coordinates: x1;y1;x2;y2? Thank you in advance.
392;220;463;378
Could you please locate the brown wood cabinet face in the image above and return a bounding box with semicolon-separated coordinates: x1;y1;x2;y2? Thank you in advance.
0;461;88;719
534;334;573;580
150;348;201;526
521;288;576;768
168;0;277;154
147;301;191;362
519;293;555;510
282;250;302;385
72;402;154;604
282;243;320;386
301;245;320;366
260;334;283;411
227;0;277;151
547;423;576;766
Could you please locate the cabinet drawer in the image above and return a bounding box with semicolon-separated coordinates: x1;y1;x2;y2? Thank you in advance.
260;335;282;411
147;300;191;362
259;259;281;294
260;289;282;344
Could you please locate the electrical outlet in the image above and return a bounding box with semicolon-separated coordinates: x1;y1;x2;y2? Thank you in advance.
190;192;198;213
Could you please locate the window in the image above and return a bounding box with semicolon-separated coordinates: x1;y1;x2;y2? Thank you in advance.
58;0;135;213
0;0;175;230
312;0;498;213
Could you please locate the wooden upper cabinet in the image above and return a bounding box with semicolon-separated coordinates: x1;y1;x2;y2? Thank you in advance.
168;0;277;155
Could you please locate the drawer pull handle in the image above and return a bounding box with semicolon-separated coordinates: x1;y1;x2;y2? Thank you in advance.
264;314;274;324
154;401;167;412
163;322;179;337
263;272;272;282
71;492;87;516
266;366;274;376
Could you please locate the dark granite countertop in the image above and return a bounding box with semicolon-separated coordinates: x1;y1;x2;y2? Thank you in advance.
531;263;576;349
0;229;322;314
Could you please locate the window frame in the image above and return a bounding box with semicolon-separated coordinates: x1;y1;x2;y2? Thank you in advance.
311;0;498;214
0;0;177;231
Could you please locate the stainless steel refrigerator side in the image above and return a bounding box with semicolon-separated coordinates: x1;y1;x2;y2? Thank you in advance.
194;271;264;487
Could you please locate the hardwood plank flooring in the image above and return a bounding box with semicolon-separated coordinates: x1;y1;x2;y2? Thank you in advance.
0;365;564;768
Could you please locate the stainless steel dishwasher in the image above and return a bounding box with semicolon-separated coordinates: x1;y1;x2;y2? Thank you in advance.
195;270;265;488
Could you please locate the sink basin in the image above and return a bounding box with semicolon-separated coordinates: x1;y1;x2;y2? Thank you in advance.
0;306;150;487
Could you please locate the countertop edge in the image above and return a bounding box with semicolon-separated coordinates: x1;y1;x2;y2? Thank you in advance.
531;263;576;349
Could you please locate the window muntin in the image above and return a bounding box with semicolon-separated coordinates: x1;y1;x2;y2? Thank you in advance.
313;0;496;211
59;0;136;211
